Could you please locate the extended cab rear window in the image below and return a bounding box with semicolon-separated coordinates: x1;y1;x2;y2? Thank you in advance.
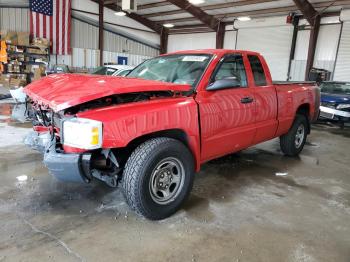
248;55;267;86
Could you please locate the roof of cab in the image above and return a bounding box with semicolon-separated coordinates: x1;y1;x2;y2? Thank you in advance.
165;49;261;57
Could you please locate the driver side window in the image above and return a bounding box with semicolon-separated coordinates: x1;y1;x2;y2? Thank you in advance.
213;55;247;87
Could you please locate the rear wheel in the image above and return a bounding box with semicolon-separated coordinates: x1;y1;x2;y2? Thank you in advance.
122;137;194;220
280;114;308;156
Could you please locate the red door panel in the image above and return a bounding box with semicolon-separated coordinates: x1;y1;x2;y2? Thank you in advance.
197;88;256;162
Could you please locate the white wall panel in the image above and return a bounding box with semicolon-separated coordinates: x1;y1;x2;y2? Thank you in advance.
334;22;350;81
103;51;151;66
340;9;350;22
315;24;341;62
104;30;158;57
236;25;293;80
71;19;99;50
223;30;237;49
51;48;151;68
168;32;216;52
314;24;341;74
0;8;29;32
290;29;310;81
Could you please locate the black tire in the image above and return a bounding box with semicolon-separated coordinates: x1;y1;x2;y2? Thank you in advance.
280;114;308;156
122;137;195;220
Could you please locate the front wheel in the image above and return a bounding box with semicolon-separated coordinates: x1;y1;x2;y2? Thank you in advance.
122;137;194;220
280;114;308;156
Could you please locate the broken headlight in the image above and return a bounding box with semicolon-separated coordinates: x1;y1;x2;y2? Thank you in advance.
62;118;103;150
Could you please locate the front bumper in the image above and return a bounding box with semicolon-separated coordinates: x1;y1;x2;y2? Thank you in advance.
24;131;92;183
319;106;350;122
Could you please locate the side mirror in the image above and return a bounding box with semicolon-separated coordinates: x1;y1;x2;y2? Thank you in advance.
207;77;241;91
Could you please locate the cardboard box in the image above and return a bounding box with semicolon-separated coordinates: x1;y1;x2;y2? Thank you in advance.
27;48;47;55
10;78;27;88
17;32;30;46
33;37;50;51
4;31;17;45
34;66;45;81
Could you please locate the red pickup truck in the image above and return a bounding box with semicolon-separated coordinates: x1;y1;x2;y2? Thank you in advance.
24;49;320;220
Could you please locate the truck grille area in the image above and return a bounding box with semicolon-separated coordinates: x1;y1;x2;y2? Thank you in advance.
28;102;64;149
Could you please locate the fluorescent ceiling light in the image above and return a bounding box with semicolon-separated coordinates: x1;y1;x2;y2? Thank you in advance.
163;23;175;28
189;0;205;5
237;16;251;22
115;11;126;16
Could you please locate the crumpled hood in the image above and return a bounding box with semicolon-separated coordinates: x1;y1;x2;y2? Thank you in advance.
24;74;192;112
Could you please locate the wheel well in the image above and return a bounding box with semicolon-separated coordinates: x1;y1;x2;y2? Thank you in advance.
296;104;310;117
127;129;189;149
296;104;311;133
112;129;191;170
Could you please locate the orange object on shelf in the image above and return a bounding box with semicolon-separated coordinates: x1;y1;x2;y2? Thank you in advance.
0;41;7;63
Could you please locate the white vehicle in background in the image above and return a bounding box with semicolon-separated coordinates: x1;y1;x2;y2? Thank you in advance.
92;65;134;76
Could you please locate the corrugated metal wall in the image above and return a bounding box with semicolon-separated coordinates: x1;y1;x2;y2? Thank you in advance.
168;32;217;52
290;23;342;81
50;48;151;68
0;7;158;68
0;7;29;32
71;19;99;50
333;22;350;81
236;25;294;81
223;31;238;49
104;30;158;57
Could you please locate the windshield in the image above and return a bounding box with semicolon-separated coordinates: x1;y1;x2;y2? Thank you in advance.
320;82;350;95
92;66;118;76
115;69;131;76
128;54;212;87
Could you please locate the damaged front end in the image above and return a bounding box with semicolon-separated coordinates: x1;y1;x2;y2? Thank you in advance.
24;91;175;187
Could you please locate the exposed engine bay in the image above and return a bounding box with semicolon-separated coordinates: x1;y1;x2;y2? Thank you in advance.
30;91;174;126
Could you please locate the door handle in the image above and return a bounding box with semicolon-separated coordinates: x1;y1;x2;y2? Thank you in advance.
240;97;254;104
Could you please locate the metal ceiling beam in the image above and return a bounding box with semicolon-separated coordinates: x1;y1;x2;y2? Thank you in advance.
103;0;116;5
216;23;225;49
170;28;214;34
165;0;221;30
292;0;318;24
144;0;276;18
92;0;164;34
165;0;226;48
139;0;275;12
156;0;350;24
160;29;169;54
126;11;164;34
138;1;169;10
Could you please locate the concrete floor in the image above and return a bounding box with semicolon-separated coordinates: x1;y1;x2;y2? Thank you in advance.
0;101;349;262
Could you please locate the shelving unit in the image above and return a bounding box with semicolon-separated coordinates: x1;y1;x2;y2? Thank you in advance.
3;43;50;85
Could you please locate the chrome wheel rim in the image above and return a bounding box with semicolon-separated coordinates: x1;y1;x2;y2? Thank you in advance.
295;124;305;148
149;157;185;205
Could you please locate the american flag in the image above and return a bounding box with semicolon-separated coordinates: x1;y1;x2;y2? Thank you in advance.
30;0;71;55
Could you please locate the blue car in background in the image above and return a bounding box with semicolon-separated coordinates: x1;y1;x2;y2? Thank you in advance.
319;81;350;126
